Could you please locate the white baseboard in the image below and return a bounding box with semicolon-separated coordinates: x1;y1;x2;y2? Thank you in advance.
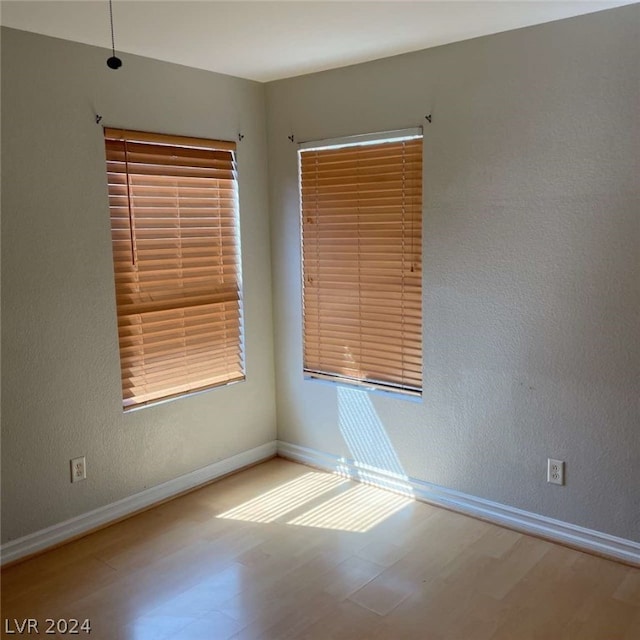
277;440;640;566
0;441;277;566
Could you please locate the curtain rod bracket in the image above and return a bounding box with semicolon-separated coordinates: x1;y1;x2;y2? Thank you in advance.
95;114;103;125
238;133;244;141
425;114;432;123
288;134;295;143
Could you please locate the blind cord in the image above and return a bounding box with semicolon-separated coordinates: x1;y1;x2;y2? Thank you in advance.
123;139;136;266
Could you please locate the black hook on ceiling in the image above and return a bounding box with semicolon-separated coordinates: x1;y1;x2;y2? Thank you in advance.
106;0;123;69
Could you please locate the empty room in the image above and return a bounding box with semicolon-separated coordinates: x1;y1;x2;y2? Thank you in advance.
1;1;639;638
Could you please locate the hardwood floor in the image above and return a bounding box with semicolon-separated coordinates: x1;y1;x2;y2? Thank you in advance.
2;458;639;639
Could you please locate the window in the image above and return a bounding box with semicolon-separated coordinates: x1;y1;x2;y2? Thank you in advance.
104;128;245;410
299;130;423;396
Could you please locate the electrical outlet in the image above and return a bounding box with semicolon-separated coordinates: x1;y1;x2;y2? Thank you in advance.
547;458;564;485
71;456;86;483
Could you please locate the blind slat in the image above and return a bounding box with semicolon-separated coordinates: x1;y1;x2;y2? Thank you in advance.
104;128;237;151
123;373;245;408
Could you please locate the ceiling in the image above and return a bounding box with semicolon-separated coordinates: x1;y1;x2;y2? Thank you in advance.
1;1;635;82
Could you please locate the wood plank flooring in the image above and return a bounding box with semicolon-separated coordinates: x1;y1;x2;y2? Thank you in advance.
2;458;638;639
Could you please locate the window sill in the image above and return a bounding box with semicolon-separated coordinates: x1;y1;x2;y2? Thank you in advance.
303;373;422;404
122;377;246;413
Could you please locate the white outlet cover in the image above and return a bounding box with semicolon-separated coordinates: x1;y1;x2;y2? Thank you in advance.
71;456;86;483
547;458;565;485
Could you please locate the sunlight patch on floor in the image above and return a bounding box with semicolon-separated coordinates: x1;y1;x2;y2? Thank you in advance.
216;472;348;523
287;483;412;533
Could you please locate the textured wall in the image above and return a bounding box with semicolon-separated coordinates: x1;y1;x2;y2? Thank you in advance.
1;28;276;543
266;6;639;540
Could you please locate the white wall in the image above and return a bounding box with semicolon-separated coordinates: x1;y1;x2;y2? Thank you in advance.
266;6;639;541
1;28;276;543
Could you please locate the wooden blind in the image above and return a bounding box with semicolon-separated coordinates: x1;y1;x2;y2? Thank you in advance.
104;128;244;409
300;136;422;394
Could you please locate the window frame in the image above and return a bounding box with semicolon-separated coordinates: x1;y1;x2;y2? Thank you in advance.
298;128;423;398
103;127;246;411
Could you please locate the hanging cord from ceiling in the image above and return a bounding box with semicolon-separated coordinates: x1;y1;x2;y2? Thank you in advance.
106;0;123;69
